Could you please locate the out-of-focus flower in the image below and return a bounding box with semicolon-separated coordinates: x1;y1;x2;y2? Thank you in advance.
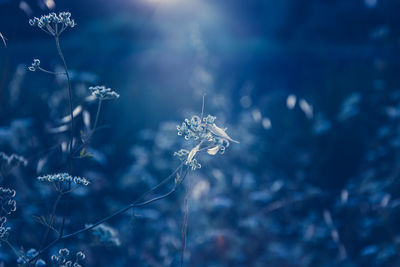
89;85;120;100
37;173;90;186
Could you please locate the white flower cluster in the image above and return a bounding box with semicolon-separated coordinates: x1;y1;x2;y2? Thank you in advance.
175;114;239;170
89;85;120;100
37;173;90;186
29;12;76;36
51;248;85;267
28;59;40;72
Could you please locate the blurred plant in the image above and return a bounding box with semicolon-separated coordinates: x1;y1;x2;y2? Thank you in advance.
0;32;6;47
17;248;86;267
0;11;239;267
86;223;121;247
0;152;27;180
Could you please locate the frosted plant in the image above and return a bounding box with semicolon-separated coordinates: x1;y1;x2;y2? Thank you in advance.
175;114;239;170
29;12;76;36
37;173;90;187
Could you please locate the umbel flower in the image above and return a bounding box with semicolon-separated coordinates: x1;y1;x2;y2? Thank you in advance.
29;12;76;36
89;85;120;100
28;59;40;72
37;173;90;186
50;248;86;267
174;114;239;170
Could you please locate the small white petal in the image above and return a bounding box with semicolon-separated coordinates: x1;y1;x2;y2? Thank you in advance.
207;146;220;155
187;144;200;163
208;124;239;143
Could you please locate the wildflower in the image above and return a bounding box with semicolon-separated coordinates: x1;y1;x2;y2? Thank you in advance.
37;173;90;186
89;85;120;100
29;12;76;36
174;114;239;170
50;248;85;267
28;59;41;72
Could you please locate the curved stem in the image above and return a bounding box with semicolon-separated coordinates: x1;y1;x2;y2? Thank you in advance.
5;240;25;261
54;35;73;237
28;166;189;263
38;193;63;251
38;67;66;76
92;99;102;133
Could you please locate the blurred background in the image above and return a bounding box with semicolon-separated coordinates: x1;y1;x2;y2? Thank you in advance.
1;0;400;266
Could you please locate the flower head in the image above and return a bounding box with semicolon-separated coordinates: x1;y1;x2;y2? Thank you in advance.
28;59;40;72
29;12;76;36
174;114;239;170
37;173;90;186
89;85;120;100
50;248;85;267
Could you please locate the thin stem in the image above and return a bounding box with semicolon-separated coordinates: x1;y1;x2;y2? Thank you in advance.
5;240;25;261
200;94;205;121
180;176;192;267
54;34;74;237
38;66;66;75
92;99;102;134
38;193;63;250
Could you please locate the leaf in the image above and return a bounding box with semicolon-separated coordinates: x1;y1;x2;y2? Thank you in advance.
0;32;6;47
207;145;220;155
80;148;93;158
174;173;181;184
208;124;239;143
32;215;59;235
80;148;86;157
187;144;200;163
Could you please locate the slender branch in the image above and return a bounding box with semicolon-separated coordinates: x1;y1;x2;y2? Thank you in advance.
29;166;189;263
5;240;25;261
92;99;102;133
72;99;103;157
38;66;66;75
54;34;74;237
38;192;63;251
180;178;192;267
200;94;205;121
